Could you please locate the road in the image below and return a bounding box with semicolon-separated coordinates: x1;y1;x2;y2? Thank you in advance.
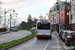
8;34;63;50
0;31;31;44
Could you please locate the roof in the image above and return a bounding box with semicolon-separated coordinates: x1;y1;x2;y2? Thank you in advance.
67;31;75;34
63;30;70;32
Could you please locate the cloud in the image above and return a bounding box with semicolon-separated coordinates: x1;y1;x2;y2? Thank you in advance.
0;0;67;26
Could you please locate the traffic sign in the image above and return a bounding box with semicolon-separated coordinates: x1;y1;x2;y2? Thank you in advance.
58;22;62;26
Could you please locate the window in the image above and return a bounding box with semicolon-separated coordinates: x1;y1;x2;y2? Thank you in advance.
70;33;75;35
67;18;69;22
71;15;72;20
62;13;63;16
57;5;59;10
59;20;61;22
62;19;63;23
37;23;50;30
67;12;69;16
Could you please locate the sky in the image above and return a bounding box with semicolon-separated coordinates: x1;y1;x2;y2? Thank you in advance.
0;0;66;27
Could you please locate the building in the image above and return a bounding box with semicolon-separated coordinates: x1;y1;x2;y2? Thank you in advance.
49;1;64;29
69;0;75;30
49;6;54;25
48;15;50;20
59;2;70;29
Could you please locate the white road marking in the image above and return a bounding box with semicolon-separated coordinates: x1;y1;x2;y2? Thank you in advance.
57;49;60;50
43;39;50;50
54;35;60;50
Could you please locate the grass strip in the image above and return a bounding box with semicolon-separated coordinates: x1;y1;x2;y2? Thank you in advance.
53;29;57;31
0;30;36;49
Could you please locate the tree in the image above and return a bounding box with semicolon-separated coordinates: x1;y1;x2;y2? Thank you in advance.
21;21;27;29
27;14;33;29
27;14;33;23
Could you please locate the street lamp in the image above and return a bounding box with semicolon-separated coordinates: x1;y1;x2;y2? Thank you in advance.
10;13;18;31
4;9;15;28
12;18;17;29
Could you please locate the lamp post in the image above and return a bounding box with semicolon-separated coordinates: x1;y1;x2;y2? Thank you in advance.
4;9;15;29
10;13;18;31
12;18;17;29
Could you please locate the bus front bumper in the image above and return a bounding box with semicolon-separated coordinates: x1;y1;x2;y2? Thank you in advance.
36;35;52;37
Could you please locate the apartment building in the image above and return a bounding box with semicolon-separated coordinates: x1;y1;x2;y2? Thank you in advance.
49;1;64;29
70;0;75;30
59;2;70;29
49;7;54;25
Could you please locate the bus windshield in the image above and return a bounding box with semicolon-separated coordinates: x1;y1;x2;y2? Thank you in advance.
37;23;50;30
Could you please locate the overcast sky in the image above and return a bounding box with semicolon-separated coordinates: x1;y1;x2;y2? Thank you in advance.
0;0;66;27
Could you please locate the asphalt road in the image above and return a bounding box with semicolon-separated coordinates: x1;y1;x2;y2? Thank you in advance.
0;31;31;44
8;34;63;50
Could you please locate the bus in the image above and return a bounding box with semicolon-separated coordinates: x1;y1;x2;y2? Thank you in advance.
36;19;52;39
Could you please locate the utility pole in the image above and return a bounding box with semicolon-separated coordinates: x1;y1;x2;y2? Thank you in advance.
10;13;11;31
4;9;6;28
0;2;2;25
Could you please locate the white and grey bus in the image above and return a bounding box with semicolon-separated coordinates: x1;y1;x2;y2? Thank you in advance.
36;19;52;39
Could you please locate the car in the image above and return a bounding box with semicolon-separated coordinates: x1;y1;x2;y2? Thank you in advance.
59;26;65;33
65;31;75;46
31;27;36;30
59;30;63;39
12;27;18;31
61;30;69;41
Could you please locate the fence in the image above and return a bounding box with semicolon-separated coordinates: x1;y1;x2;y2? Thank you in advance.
0;28;6;32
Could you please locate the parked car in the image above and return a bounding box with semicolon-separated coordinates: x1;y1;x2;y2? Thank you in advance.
65;31;75;46
59;26;65;33
61;30;69;41
59;30;63;39
31;27;36;30
12;27;18;31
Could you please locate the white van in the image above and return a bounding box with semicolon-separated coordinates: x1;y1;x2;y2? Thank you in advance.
36;19;52;39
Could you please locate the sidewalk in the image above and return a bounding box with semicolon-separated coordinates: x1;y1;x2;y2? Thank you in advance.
0;31;10;35
52;31;71;50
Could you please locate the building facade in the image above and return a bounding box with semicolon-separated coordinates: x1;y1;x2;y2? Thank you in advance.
49;1;64;29
59;2;70;29
69;0;75;30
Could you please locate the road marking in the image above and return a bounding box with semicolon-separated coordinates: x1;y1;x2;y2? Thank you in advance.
57;49;60;50
54;35;60;50
43;39;50;50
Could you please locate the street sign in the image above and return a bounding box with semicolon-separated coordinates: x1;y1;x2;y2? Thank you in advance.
58;22;62;26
